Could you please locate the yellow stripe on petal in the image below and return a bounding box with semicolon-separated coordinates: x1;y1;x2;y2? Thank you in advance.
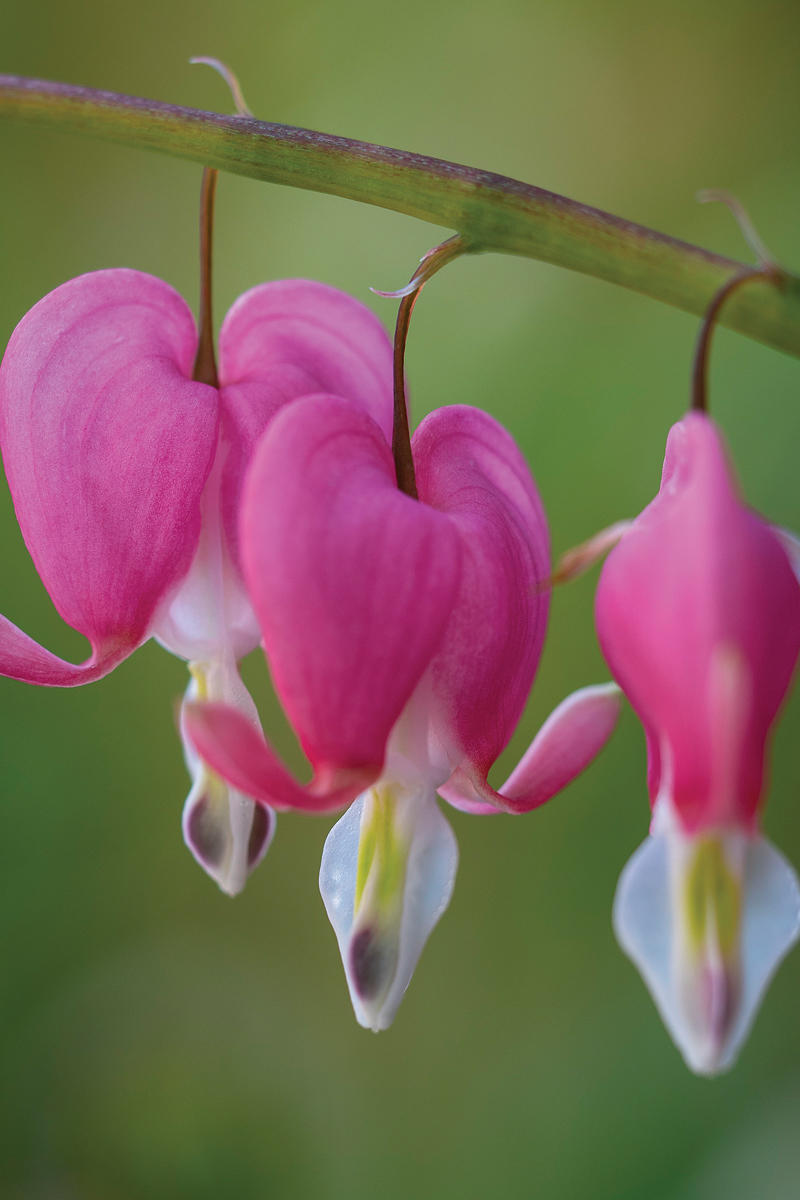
355;784;409;915
684;836;742;961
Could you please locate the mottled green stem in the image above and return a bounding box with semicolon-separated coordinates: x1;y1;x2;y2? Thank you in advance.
2;74;800;358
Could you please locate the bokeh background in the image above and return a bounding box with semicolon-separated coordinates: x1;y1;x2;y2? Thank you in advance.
1;1;800;1196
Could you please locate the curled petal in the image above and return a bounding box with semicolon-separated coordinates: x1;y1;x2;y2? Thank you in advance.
184;701;377;814
412;405;550;780
218;280;394;566
614;827;800;1075
319;781;458;1030
439;683;622;814
0;269;218;683
0;620;129;686
240;395;462;785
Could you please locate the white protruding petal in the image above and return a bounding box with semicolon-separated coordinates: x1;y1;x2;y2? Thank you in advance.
154;544;260;662
152;444;260;663
319;782;458;1032
614;830;800;1075
149;437;272;894
180;662;276;896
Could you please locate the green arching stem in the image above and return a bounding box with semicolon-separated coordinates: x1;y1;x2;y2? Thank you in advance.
2;73;800;359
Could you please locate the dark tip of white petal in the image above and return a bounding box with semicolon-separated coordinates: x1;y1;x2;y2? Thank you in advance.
186;795;228;868
350;927;394;1001
247;804;272;867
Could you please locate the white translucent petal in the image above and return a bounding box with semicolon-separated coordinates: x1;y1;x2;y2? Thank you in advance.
614;832;800;1075
181;753;275;896
179;663;275;896
152;441;261;663
728;836;800;1067
319;785;458;1031
154;546;261;662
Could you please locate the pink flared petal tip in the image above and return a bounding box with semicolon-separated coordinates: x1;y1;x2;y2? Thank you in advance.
499;682;622;810
184;701;372;815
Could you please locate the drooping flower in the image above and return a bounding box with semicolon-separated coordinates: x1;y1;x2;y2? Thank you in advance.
595;411;800;1074
0;269;393;893
186;395;621;1029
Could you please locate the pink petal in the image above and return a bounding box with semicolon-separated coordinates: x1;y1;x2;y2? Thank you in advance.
440;683;622;814
240;395;462;783
217;280;393;567
0;618;129;686
595;413;800;833
184;701;374;813
412;405;550;785
0;269;219;683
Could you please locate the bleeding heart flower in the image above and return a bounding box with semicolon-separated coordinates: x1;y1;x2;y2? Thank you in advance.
596;411;800;1074
186;396;621;1029
0;268;393;894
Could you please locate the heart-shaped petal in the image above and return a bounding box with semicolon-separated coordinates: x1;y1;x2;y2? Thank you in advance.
236;394;462;787
217;280;394;568
0;269;218;683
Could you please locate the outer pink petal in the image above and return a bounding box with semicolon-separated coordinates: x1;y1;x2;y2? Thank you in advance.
184;701;375;814
440;683;622;814
0;619;130;686
217;280;393;566
412;405;550;787
595;413;800;833
240;395;462;782
0;269;218;682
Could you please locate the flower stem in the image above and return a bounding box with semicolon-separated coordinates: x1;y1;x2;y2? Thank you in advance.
192;166;219;388
391;237;466;498
691;266;783;413
4;74;800;360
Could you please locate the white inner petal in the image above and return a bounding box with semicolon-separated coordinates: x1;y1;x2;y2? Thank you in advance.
180;661;275;896
614;825;800;1075
152;437;260;664
320;774;458;1032
147;434;271;895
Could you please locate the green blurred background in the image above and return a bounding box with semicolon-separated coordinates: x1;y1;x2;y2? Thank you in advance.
1;1;800;1196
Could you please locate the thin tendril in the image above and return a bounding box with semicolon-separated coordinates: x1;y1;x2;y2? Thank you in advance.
385;236;466;497
192;166;219;386
696;190;774;267
190;56;253;117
